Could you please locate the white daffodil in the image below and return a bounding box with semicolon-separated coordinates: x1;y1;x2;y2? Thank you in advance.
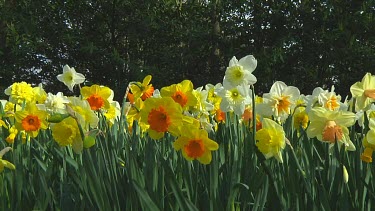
318;85;342;111
57;65;85;92
258;81;300;121
218;84;251;116
223;55;257;89
350;72;375;111
44;92;70;114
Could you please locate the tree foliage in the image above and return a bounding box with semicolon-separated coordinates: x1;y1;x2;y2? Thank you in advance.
1;0;374;100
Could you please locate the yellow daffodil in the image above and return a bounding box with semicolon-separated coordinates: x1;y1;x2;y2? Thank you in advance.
307;107;356;150
81;85;113;111
33;83;47;104
293;107;309;132
130;75;155;101
160;80;198;110
126;98;149;133
223;55;257;89
104;101;121;125
15;103;48;138
318;86;342;111
350;72;375;111
4;81;35;104
140;97;183;139
6;126;18;144
51;117;81;147
361;119;375;162
173;127;219;164
57;65;85;92
255;118;286;163
0;147;15;172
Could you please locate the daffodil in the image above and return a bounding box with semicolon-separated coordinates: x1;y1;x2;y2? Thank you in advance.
15;103;48;138
51;117;81;147
6;126;18;144
57;65;85;92
33;83;47;104
218;84;251;116
140;97;183;139
104;101;121;125
173;127;219;164
130;75;155;101
190;86;214;116
361;119;375;162
255;118;286;163
126;98;149;133
350;72;375;111
68;97;99;130
81;84;113;111
307;107;356;150
318;85;342;111
293;107;309;133
223;55;257;89
4;81;35;104
44;92;70;114
258;81;300;121
160;80;198;110
0;147;15;172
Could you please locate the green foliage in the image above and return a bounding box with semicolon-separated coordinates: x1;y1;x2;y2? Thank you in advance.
1;102;375;210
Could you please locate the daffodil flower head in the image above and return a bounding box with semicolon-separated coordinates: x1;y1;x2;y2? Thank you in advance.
33;83;47;104
15;103;49;138
173;127;219;164
81;84;113;111
223;55;257;89
318;85;342;111
130;75;155;101
44;92;70;114
160;80;198;110
258;81;300;119
51;117;81;147
350;72;375;111
4;81;35;104
255;118;286;163
307;107;356;151
0;147;15;172
68;97;99;130
140;97;183;139
219;84;251;116
57;65;85;92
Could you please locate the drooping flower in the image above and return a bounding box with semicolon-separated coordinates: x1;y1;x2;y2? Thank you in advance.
104;101;121;125
160;80;198;110
218;84;251;116
350;72;375;111
15;103;48;138
255;118;286;163
0;147;15;172
129;75;155;101
6;126;18;144
57;65;85;92
4;81;35;104
173;127;219;164
307;107;356;150
223;55;257;89
140;97;183;139
81;85;113;111
293;107;309;132
51;117;81;147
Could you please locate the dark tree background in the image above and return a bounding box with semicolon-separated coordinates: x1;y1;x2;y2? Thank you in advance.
1;0;374;101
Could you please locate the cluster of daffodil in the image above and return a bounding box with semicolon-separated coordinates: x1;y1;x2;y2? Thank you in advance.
1;55;375;171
